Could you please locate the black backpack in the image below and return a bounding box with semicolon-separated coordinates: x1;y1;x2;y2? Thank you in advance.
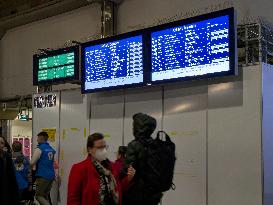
138;131;176;195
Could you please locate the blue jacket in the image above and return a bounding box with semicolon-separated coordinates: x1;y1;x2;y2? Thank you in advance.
12;152;29;191
36;142;56;180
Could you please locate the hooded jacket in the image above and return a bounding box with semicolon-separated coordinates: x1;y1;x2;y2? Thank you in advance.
122;113;161;202
124;113;156;168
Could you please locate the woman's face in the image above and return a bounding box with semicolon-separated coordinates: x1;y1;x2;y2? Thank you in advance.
0;137;5;151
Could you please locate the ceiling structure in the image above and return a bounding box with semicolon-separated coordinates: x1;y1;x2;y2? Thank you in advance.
0;0;92;39
0;0;63;19
0;0;123;39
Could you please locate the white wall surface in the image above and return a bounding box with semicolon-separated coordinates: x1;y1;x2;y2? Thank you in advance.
32;65;264;205
90;90;125;161
262;63;273;205
208;66;262;205
162;83;208;205
32;92;60;205
59;89;90;205
11;120;32;137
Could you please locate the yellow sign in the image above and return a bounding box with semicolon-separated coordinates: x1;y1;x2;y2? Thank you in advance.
41;128;56;142
61;168;64;177
70;128;79;132
84;128;87;138
61;149;64;161
62;129;66;140
104;133;110;138
170;131;178;136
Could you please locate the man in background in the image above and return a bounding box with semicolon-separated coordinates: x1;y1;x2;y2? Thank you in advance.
30;131;56;205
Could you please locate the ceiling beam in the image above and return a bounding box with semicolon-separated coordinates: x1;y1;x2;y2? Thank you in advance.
0;0;93;40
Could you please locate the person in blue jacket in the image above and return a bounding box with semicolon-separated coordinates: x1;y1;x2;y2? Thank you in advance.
12;141;32;201
30;131;56;205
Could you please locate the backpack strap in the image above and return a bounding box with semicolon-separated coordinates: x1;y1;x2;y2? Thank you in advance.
156;131;171;142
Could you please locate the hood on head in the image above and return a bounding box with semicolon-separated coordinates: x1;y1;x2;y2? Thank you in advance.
133;113;157;139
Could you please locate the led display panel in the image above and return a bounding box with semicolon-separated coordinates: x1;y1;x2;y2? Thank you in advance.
150;8;237;83
33;46;79;85
82;33;145;93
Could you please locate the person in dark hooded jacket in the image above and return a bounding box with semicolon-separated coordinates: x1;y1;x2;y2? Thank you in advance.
0;136;20;205
122;113;162;205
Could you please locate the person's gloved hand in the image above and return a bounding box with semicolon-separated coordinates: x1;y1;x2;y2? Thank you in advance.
127;165;136;181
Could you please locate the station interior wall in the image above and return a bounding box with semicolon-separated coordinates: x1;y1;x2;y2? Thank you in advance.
0;0;272;204
1;0;273;97
33;64;263;205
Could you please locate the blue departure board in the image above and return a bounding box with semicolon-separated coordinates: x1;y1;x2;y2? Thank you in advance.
82;35;144;92
151;12;236;82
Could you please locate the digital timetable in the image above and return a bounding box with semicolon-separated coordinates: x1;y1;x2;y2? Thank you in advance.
33;46;79;85
82;34;144;92
150;8;236;83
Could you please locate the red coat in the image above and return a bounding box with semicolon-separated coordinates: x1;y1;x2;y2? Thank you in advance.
113;158;125;176
67;156;129;205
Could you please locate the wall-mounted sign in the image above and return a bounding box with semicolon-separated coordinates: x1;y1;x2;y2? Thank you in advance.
33;94;57;108
33;46;79;86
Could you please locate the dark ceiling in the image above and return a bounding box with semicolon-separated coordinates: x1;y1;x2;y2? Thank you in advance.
0;0;57;19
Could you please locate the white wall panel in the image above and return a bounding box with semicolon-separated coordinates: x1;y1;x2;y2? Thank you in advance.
90;91;124;161
11;120;32;137
31;66;265;205
162;83;208;205
59;89;90;205
208;66;262;205
123;87;163;145
262;63;273;205
32;91;60;205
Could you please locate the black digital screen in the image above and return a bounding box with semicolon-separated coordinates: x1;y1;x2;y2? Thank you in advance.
33;46;79;85
81;32;146;93
149;8;237;83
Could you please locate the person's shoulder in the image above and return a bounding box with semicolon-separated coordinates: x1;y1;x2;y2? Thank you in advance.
71;157;91;170
128;139;142;147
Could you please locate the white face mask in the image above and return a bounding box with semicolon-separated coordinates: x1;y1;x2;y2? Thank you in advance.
94;148;108;161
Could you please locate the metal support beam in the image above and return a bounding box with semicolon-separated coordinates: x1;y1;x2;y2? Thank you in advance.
101;0;116;38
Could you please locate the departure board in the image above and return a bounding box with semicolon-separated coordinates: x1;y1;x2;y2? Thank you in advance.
33;46;79;85
82;35;144;92
151;9;236;83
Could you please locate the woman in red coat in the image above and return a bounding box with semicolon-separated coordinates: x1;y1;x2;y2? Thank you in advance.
67;133;135;205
